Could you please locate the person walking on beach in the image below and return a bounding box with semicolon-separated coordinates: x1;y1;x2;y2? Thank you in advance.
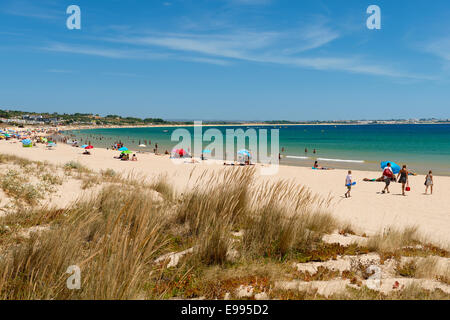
345;170;352;198
381;162;394;194
397;165;409;196
425;170;433;195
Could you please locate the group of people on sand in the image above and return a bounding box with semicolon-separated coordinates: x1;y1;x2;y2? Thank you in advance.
344;162;434;198
313;160;333;170
110;143;124;150
115;153;137;161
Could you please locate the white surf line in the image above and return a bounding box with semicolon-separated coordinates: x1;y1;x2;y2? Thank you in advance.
317;158;365;163
285;155;365;163
286;156;310;160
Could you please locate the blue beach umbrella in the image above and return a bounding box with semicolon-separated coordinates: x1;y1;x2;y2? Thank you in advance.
80;144;88;149
202;149;212;153
381;161;401;174
118;147;128;151
237;149;251;157
21;139;32;145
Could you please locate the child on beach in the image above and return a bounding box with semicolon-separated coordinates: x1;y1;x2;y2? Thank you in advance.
345;170;352;198
425;170;433;195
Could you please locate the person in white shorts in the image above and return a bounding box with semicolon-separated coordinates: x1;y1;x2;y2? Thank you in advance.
345;170;352;198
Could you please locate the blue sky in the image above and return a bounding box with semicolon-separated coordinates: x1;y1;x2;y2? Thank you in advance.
0;0;449;121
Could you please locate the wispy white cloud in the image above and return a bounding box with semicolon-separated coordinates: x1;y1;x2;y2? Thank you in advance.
41;18;431;80
43;43;135;59
183;56;232;66
281;24;339;54
108;31;279;59
42;43;231;66
99;27;429;79
1;0;60;20
102;20;338;60
425;38;450;62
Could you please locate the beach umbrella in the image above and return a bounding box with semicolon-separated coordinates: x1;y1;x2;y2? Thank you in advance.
171;148;187;157
381;161;401;174
22;139;32;148
85;145;94;150
80;144;88;149
139;144;146;147
118;147;128;151
121;150;133;154
237;149;251;157
202;149;212;153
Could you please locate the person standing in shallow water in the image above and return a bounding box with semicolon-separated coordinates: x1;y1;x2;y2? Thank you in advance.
397;165;409;196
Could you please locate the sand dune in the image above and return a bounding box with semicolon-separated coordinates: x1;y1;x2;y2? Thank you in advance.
1;139;449;247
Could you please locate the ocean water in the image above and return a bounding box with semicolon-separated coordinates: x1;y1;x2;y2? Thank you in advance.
66;124;450;175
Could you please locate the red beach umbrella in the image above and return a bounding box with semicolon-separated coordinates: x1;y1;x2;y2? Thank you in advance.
85;145;94;150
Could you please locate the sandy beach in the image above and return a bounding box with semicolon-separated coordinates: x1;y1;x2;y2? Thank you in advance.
1;138;448;248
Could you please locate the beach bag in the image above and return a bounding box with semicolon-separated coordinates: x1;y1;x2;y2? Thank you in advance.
383;168;392;178
406;183;411;192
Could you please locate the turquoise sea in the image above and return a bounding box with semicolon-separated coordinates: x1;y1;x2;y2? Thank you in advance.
66;124;450;175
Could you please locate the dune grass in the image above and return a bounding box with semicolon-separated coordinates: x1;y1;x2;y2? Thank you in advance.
0;169;44;205
367;226;421;254
0;165;448;300
0;153;33;167
0;186;168;299
0;167;338;299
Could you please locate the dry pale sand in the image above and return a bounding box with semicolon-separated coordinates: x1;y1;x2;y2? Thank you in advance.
1;139;449;248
